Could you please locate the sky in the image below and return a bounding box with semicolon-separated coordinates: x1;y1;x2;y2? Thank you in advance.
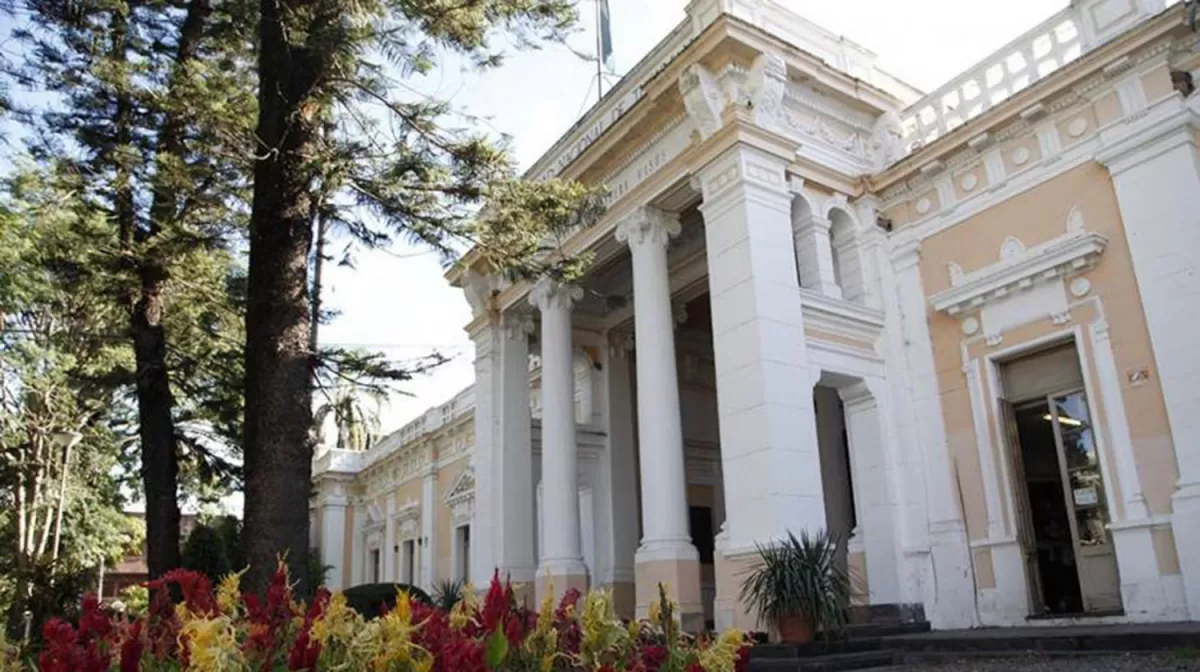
324;0;1078;437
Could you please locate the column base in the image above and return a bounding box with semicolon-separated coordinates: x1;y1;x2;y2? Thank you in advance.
1171;483;1200;620
926;520;979;629
714;545;762;634
636;542;703;632
535;559;589;606
597;581;636;620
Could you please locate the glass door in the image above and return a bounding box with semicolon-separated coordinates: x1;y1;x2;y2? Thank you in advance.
1046;391;1122;613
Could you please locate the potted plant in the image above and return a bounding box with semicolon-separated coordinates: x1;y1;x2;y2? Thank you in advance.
739;530;851;644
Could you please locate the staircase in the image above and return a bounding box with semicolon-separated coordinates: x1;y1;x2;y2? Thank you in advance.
749;604;929;672
749;606;1200;671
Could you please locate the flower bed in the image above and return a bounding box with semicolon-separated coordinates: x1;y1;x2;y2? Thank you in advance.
3;564;751;672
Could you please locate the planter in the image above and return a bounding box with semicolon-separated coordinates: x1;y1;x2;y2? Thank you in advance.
776;613;813;644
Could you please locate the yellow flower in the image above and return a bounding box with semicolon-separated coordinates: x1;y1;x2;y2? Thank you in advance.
449;582;478;630
365;591;434;672
216;569;245;615
179;615;245;672
579;590;631;667
647;599;661;625
699;628;746;672
311;592;362;651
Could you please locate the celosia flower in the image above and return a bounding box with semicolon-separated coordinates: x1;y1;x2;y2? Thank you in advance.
216;569;246;616
119;620;145;672
39;619;81;672
179;614;245;672
698;629;746;672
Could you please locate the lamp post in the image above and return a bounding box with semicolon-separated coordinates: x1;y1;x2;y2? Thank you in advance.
49;430;83;561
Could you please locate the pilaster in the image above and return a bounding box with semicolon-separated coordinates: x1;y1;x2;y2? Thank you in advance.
420;469;436;589
696;143;826;548
889;241;978;628
1099;107;1200;619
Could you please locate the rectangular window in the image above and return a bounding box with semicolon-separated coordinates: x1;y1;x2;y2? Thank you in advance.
403;540;416;585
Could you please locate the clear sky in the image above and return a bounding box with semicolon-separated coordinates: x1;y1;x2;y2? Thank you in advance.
319;0;1078;437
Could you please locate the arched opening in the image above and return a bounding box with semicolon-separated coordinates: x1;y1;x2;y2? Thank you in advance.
791;194;822;290
829;208;865;304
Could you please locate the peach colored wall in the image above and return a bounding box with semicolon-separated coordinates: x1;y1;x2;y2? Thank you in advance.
1154;527;1181;576
919;163;1179;545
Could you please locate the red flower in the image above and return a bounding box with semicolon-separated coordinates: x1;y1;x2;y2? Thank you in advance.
145;569;217;616
39;619;82;672
119;621;145;672
287;629;321;670
481;570;508;633
639;644;669;672
735;645;751;672
77;594;112;643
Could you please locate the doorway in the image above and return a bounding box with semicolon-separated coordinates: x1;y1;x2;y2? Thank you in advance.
1000;344;1121;616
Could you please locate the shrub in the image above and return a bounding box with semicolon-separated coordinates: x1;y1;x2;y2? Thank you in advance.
342;582;432;619
433;578;465;611
182;524;232;584
1;565;752;672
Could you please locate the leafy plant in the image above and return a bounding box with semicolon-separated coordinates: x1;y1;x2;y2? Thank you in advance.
739;530;852;639
434;578;466;612
343;583;432;620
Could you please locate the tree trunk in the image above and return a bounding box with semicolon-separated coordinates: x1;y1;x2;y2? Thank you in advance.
134;0;211;580
243;0;322;595
50;439;73;560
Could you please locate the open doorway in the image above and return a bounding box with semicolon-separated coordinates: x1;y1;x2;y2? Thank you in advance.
1000;343;1121;616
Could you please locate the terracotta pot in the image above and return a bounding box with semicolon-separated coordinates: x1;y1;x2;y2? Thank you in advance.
776;613;813;644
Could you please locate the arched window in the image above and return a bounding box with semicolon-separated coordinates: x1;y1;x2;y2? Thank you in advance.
829;208;865;304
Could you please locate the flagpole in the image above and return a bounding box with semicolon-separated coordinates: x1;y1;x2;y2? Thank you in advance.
595;0;604;103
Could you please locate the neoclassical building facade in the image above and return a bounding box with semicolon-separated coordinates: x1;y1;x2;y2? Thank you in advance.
313;0;1200;630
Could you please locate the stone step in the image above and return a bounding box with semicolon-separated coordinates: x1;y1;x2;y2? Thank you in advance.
848;604;926;626
844;622;932;639
884;622;1200;655
751;650;902;672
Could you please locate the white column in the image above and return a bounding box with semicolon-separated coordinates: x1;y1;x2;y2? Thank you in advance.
616;207;702;625
420;469;436;589
697;144;826;549
318;486;348;591
531;278;588;594
495;315;537;584
384;494;396;582
617;208;697;560
595;333;639;616
1099;107;1200;619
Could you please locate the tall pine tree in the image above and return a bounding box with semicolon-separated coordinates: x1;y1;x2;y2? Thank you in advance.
8;0;256;578
243;0;607;594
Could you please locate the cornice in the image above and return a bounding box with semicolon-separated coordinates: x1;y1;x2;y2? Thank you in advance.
930;231;1107;316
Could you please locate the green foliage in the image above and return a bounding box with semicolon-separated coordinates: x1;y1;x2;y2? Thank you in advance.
433;578;466;612
342;583;433;619
116;584;150;617
182;524;232;584
739;530;853;638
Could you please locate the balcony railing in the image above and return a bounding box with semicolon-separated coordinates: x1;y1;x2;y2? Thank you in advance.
899;0;1180;153
901;7;1085;150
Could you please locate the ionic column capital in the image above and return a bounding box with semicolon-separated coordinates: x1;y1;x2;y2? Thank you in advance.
501;312;535;340
615;207;681;250
529;277;583;313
